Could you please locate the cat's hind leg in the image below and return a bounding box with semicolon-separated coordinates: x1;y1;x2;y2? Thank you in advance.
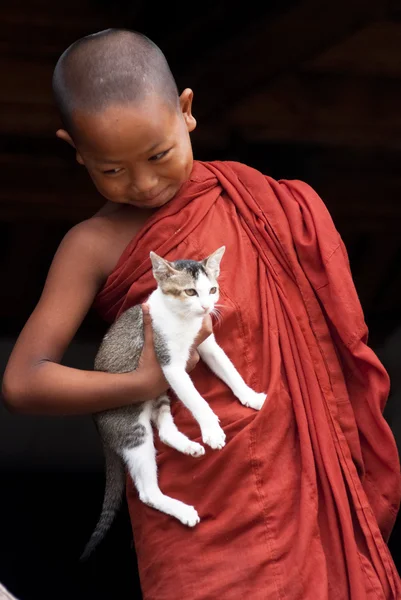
152;395;205;457
123;407;200;527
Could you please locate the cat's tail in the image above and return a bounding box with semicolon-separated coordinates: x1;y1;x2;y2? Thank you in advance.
80;446;125;561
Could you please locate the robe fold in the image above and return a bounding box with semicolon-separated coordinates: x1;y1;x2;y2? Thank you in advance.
94;161;401;600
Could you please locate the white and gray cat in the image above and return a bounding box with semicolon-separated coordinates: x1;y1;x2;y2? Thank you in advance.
81;247;266;559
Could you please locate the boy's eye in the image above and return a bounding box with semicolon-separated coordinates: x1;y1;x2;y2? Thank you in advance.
149;149;170;162
185;289;198;297
103;167;123;175
209;287;217;294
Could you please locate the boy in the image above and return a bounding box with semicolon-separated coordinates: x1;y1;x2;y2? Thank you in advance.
3;28;401;599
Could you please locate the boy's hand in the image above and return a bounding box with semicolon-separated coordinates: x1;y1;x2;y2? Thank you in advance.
137;305;213;399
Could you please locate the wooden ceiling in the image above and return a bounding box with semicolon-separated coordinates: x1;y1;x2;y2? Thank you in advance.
1;0;401;343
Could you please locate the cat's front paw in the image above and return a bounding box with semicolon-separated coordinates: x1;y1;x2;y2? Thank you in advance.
238;389;267;411
177;505;200;527
184;441;205;457
201;420;226;450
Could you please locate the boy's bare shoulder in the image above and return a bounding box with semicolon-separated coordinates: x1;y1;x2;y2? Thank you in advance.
61;201;155;280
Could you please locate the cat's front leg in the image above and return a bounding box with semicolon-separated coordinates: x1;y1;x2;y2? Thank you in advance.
162;364;226;450
198;335;267;411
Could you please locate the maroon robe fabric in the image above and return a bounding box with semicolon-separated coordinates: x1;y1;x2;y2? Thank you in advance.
95;161;401;599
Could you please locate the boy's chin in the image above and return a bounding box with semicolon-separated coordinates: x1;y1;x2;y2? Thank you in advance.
130;188;176;209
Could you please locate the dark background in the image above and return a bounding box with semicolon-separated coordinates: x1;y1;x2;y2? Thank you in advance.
1;1;401;598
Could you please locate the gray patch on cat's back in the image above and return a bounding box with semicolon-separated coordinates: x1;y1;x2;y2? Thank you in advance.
153;325;171;366
94;301;171;371
124;423;147;448
94;306;144;374
96;403;146;451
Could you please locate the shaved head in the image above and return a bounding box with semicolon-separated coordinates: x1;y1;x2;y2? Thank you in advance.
52;29;180;135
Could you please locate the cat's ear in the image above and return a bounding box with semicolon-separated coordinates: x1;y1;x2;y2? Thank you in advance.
150;252;177;281
203;246;225;278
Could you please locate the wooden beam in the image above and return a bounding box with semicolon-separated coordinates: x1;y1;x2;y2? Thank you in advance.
304;21;401;78
224;71;401;150
184;0;387;120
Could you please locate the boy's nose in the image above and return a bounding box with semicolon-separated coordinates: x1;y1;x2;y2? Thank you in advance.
132;172;158;195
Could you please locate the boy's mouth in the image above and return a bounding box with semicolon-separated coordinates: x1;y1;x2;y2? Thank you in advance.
137;186;173;207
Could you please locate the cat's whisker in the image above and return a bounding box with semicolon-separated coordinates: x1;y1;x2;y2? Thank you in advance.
211;307;223;327
212;305;227;321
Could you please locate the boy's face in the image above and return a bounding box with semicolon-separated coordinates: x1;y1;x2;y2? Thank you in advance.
57;89;196;209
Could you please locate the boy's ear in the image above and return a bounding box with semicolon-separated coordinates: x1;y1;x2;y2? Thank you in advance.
56;129;75;147
56;129;85;165
179;88;197;133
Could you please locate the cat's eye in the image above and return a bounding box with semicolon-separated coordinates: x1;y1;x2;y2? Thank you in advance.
209;287;217;294
185;289;198;297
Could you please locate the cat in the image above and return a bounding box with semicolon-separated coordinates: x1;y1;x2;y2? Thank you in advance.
80;247;266;560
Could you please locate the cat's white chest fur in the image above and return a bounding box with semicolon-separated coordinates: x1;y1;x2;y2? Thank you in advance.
147;287;204;363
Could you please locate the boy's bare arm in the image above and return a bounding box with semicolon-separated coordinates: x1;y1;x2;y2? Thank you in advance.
2;221;209;415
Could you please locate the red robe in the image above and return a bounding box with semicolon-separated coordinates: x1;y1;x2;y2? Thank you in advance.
95;161;401;599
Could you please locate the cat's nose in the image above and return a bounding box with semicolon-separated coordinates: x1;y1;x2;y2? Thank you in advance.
201;305;209;312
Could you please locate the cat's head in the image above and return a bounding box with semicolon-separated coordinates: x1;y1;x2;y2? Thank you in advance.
150;247;225;317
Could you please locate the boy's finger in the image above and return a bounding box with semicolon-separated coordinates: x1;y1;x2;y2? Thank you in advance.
141;304;154;338
194;314;213;346
202;314;213;337
187;349;200;372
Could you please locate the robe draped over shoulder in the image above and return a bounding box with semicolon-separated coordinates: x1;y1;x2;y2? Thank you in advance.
94;161;401;600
